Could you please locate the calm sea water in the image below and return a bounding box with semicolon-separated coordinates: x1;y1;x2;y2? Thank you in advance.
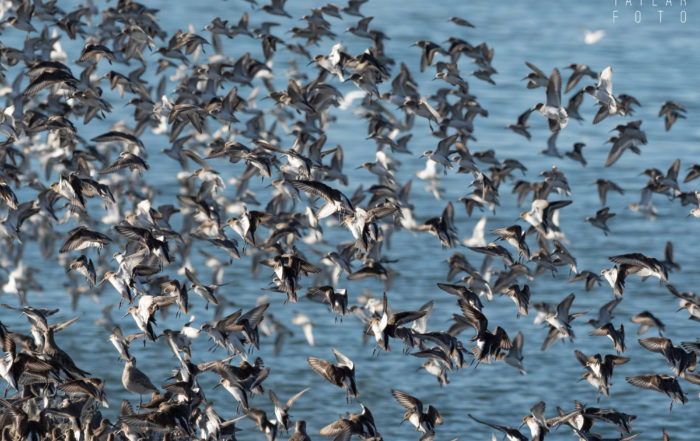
1;1;699;439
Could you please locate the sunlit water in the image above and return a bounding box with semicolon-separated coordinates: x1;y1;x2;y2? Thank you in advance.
1;1;699;440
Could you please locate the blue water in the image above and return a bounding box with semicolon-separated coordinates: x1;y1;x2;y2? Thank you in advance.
1;0;699;440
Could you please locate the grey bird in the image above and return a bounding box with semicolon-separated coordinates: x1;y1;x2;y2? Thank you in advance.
586;207;615;235
630;311;665;336
122;357;159;406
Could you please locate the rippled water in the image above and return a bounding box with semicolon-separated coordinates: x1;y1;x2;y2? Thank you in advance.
2;0;700;440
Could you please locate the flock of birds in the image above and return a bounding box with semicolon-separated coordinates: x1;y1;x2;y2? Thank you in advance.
0;0;696;440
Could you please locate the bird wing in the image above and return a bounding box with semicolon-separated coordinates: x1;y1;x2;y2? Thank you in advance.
517;108;533;126
511;331;524;355
589;324;612;336
332;347;354;369
625;375;661;392
391;389;421;412
185;267;202;286
574;350;590;367
468;414;515;436
494;327;513;349
638;337;670;354
239;303;270;328
391;310;427;327
530;401;546;422
606;355;630;365
681;341;700;355
556;293;575;318
307;357;335;383
609;253;648;266
457;299;488;333
525;61;547;79
285;387;311;409
319;419;352;440
599;66;613;96
290;180;335;202
546;68;562;107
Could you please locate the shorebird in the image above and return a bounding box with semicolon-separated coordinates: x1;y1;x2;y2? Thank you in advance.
122;357;159;406
365;292;427;352
595;179;625;206
520;199;572;236
501;284;530;317
565;142;587;166
307;348;358;400
123;294;176;341
541;293;588;350
666;284;700;321
533;68;568;132
185;267;225;309
391;389;443;436
246;407;278;441
289;420;311;441
638;337;696;377
606;121;647;167
575;350;629;399
67;255;96;286
587;297;622;328
589;323;626;353
658;101;686;131
523;62;548;89
498;331;526;374
269;387;310;431
601;265;628;296
305;285;349;319
491;225;530;260
630;311;665;336
584;66;622;124
449;16;475;27
569;270;602;292
625;375;688;410
291;312;315;347
437;282;483;311
608;253;668;284
290;179;354;218
565;64;597;93
319;404;379;441
413;40;446;72
520;401;548;441
260;251;322;303
452;299;512;364
415;201;458;248
506;108;533;140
